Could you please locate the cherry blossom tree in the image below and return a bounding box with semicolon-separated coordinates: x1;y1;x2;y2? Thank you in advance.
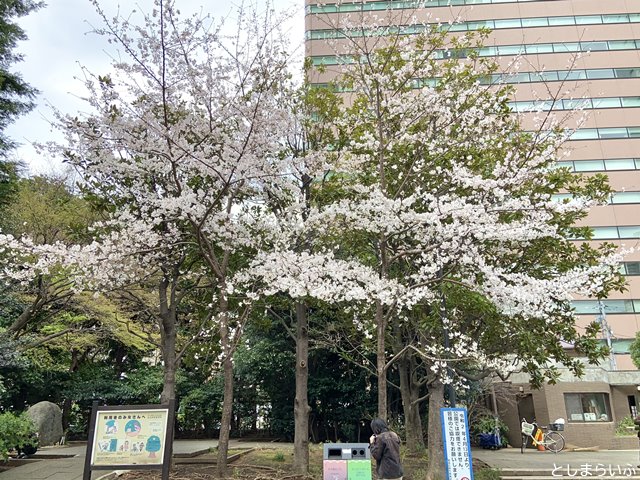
320;28;624;476
234;21;626;477
1;0;301;475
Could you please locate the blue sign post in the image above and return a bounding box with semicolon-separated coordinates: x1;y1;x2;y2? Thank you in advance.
440;407;474;480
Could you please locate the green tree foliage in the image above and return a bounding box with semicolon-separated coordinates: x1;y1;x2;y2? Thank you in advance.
0;0;42;215
0;159;19;216
0;0;41;154
629;331;640;369
233;307;377;442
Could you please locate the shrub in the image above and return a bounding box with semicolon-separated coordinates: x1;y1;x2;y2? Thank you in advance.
470;415;509;447
615;415;636;436
475;468;502;480
0;412;37;461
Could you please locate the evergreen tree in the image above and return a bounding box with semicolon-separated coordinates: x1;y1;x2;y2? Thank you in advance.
0;0;42;212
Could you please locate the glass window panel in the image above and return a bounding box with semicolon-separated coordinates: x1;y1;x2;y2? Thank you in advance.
510;72;532;83
556;161;575;171
616;68;640;78
605;158;637;170
585;394;610;421
448;23;468;31
552;193;574;202
603;14;629;23
497;45;524;55
582;41;609;51
537;71;559;81
315;5;338;13
549;16;575;26
521;18;548;27
622;97;640;107
571;129;598;140
563;99;588;110
590;226;619;239
575;15;600;25
611;340;633;354
541;100;554;110
630;14;640;22
526;44;554;54
565;394;585;422
603;300;634;313
555;43;580;52
494;19;520;29
572;301;600;314
599;128;628;139
341;3;363;11
609;40;636;50
593;98;622;108
628;127;640;138
628;262;640;275
564;70;587;80
612;192;640;204
573;160;605;171
587;69;615;80
475;20;495;29
618;226;640;238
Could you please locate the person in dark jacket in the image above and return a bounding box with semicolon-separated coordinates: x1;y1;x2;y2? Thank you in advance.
369;418;403;480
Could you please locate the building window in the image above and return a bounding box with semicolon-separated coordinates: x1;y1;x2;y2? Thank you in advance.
564;393;612;422
623;262;640;275
572;299;638;314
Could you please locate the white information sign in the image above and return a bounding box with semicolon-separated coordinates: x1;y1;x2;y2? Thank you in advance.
440;408;474;480
91;408;169;466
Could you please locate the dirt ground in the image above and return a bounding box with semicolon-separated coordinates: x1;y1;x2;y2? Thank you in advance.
117;446;489;480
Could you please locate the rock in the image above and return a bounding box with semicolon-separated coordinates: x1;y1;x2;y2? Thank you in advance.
27;401;63;446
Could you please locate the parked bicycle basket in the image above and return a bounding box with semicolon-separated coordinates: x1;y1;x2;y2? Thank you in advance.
521;422;535;436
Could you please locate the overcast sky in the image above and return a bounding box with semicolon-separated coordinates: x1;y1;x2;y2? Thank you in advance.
6;0;304;175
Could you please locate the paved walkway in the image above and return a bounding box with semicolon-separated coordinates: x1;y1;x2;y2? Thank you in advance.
473;447;640;473
0;440;219;480
4;439;638;479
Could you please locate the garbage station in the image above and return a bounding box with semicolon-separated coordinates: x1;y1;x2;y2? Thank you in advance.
322;443;372;480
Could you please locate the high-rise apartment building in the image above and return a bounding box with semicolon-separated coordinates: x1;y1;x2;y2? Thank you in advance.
305;0;640;448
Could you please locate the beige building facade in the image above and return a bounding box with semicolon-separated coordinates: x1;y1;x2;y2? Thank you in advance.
305;0;640;447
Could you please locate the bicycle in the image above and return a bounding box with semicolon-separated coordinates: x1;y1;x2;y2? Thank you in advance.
520;418;565;453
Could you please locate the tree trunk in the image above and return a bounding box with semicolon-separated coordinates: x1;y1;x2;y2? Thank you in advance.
62;349;81;432
217;289;233;478
293;302;310;474
375;300;387;420
427;381;445;480
159;277;178;404
398;355;424;455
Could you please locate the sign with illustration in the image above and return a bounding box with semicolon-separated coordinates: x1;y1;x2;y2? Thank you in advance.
89;407;169;467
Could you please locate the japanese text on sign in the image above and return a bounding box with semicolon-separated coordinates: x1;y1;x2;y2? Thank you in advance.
91;408;169;467
440;408;474;480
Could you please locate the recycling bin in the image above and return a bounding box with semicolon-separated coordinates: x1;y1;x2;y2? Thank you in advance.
323;443;372;480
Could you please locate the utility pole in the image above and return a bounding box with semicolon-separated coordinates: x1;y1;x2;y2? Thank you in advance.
597;300;617;371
